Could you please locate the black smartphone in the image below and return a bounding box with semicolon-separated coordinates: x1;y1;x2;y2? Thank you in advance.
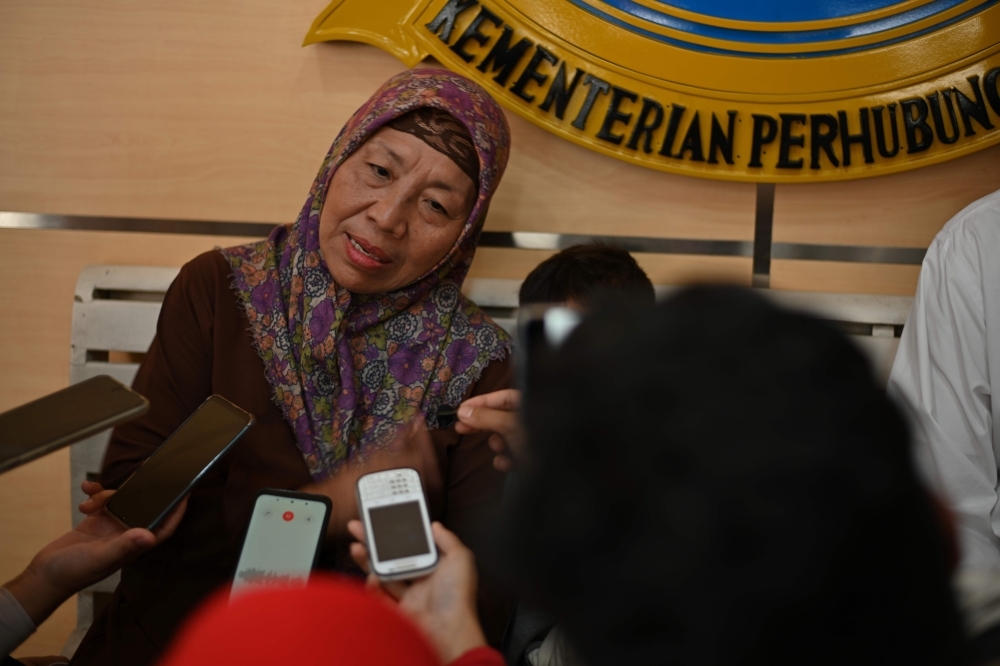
230;489;332;600
0;375;149;474
106;395;254;530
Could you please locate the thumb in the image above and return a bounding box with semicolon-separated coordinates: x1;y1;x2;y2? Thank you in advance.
430;521;466;555
105;529;157;561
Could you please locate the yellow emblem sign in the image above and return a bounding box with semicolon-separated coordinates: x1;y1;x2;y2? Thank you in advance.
306;0;1000;182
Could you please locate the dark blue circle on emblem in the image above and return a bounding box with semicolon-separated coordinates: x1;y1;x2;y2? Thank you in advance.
657;0;907;23
568;0;995;57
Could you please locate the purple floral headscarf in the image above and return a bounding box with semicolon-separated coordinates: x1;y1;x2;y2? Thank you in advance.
221;70;512;480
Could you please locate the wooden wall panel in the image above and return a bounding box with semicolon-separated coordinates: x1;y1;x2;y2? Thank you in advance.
468;247;752;285
773;144;1000;248
491;114;756;240
0;1;755;243
769;260;923;296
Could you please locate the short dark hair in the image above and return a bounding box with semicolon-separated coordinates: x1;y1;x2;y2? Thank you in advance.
518;244;655;307
506;286;964;666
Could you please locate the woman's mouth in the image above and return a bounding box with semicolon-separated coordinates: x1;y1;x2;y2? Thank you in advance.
344;233;391;270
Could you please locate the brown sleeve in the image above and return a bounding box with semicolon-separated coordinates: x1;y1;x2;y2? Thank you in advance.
432;352;515;646
101;252;220;488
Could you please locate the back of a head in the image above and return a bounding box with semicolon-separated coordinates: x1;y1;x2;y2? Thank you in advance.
518;244;655;307
508;286;963;666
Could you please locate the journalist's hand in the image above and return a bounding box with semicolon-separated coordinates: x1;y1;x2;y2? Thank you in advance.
347;519;487;664
455;388;524;471
4;480;187;626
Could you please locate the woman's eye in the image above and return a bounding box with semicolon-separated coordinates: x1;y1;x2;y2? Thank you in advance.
369;164;390;179
427;199;449;216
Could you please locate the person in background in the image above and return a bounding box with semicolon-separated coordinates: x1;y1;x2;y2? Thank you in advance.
1;482;185;663
456;243;654;665
73;69;515;664
887;189;1000;661
456;243;655;472
505;286;965;665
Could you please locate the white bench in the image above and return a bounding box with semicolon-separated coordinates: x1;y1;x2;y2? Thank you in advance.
62;265;912;654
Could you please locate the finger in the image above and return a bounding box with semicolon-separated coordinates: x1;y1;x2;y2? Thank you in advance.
453;421;481;436
123;528;157;550
493;455;512;472
153;495;189;542
430;521;471;558
487;433;507;453
347;519;367;545
459;389;521;413
350;542;371;574
81;480;106;496
457;406;519;439
365;572;385;593
79;489;116;514
366;573;409;602
87;528;156;572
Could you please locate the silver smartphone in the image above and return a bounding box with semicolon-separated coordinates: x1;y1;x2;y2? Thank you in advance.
230;489;332;601
356;468;438;581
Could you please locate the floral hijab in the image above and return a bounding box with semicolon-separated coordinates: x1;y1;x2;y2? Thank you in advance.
221;70;512;480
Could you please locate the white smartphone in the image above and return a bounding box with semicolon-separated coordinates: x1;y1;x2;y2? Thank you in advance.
230;489;332;601
356;468;438;581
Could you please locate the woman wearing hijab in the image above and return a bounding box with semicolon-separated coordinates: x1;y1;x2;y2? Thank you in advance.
70;69;513;665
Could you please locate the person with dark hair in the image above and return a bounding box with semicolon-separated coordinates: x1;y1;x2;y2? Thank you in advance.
457;244;654;472
506;286;965;665
457;244;654;665
518;243;655;308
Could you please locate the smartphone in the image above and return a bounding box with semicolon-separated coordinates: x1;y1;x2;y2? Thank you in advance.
230;489;332;600
106;395;254;530
356;468;438;581
0;375;149;474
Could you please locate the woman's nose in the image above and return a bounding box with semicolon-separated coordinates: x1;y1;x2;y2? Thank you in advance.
366;187;410;238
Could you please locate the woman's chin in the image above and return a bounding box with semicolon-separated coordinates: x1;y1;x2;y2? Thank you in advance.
328;266;398;295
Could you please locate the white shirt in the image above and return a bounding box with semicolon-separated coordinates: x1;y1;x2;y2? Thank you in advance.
887;188;1000;574
0;586;36;658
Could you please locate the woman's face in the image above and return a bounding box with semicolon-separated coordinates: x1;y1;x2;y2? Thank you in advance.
319;126;477;295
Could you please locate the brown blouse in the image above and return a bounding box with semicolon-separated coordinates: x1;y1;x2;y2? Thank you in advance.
70;251;513;665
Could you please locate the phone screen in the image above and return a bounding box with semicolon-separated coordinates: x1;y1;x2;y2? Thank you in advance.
369;501;431;561
107;396;252;529
0;376;148;474
231;493;329;599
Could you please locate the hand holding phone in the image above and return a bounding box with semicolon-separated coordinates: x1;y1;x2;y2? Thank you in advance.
356;468;438;581
105;395;254;530
347;519;487;663
230;489;331;600
454;388;524;472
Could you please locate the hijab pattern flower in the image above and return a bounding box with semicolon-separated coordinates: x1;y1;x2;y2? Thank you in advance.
221;70;511;480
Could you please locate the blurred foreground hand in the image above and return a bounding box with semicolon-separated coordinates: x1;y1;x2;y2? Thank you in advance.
348;519;487;664
455;389;524;471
